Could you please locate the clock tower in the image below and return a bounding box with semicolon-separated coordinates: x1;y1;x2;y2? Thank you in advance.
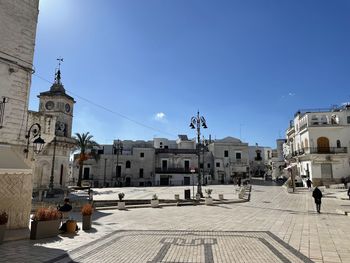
38;68;75;137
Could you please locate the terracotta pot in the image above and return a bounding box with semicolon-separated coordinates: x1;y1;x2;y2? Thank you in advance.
66;220;77;233
205;197;213;205
30;220;60;240
82;215;92;230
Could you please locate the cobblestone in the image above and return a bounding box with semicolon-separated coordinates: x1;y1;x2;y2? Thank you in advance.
1;183;350;262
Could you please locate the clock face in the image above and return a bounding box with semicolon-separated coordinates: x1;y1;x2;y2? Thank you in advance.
65;103;71;113
45;101;54;110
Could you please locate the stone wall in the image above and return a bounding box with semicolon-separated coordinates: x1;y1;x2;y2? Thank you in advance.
0;0;39;145
0;172;32;229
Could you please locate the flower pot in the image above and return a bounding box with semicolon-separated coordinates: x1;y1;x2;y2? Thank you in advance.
205;197;213;205
66;220;77;233
30;220;60;240
82;215;92;230
118;201;126;210
218;194;224;200
0;224;6;244
151;199;159;208
174;194;180;200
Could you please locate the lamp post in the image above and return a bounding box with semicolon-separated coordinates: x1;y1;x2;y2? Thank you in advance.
114;139;123;186
47;136;57;197
24;123;45;158
189;111;208;198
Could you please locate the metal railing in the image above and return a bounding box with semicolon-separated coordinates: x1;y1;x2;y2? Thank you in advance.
155;167;198;174
291;147;347;156
155;148;197;154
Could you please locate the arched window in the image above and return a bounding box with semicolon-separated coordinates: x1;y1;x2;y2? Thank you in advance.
336;140;341;148
126;161;131;169
317;137;330;153
304;138;309;148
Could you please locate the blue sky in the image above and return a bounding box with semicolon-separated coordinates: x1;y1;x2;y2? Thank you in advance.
29;0;350;147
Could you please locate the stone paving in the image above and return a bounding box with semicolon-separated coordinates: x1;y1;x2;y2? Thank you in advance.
1;182;350;262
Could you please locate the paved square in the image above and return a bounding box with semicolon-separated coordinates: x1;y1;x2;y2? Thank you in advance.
46;230;311;263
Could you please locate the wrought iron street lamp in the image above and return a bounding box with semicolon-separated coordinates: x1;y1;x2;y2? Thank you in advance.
48;136;57;197
114;139;123;186
189;111;208;198
24;123;45;158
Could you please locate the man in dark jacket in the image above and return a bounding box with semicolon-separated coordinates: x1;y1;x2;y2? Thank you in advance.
306;178;312;190
312;187;323;213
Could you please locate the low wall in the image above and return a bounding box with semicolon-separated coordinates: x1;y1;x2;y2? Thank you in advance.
0;173;32;229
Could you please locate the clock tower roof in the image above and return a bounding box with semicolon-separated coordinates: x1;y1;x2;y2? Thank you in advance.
38;69;75;102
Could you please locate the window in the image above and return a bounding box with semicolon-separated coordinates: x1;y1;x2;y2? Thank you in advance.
126;161;131;169
216;162;220;168
224;150;229;157
164;145;168;149
347;116;350;124
200;163;203;168
162;160;167;169
139;168;144;178
236;152;242;160
207;163;211;168
83;167;90;180
337;140;341;148
184;160;190;170
140;152;144;158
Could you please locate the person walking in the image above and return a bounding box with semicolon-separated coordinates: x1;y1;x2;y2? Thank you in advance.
347;186;350;200
306;178;312;190
312;187;323;213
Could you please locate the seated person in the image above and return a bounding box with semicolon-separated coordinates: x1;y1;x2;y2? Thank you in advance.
58;198;72;212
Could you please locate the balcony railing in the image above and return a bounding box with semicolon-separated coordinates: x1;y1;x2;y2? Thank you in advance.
155;167;198;174
291;147;347;156
155;149;197;154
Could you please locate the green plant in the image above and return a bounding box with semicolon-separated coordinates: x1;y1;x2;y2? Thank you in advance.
0;211;8;225
81;204;94;216
32;207;60;221
152;194;158;200
118;192;125;201
205;188;213;198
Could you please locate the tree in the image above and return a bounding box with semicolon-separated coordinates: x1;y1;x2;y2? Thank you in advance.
73;132;99;187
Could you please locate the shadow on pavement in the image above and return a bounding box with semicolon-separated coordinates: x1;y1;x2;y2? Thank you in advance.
0;239;75;263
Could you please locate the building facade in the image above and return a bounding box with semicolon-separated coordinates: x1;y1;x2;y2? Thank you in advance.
284;106;350;186
73;136;251;187
0;0;39;229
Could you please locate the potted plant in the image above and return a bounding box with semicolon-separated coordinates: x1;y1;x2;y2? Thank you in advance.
81;203;93;230
205;189;213;205
174;194;180;200
151;194;159;208
0;211;8;244
118;192;126;210
30;207;61;240
218;193;224;200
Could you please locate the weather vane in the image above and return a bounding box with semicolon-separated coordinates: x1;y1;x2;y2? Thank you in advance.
57;57;64;70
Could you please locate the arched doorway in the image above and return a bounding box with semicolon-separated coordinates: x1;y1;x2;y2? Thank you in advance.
317;137;330;153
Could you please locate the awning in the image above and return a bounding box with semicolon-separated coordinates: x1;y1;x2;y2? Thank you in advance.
0;144;32;174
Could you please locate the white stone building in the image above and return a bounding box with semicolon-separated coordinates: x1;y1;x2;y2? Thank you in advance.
284;106;350;186
248;145;272;177
0;0;39;229
72;136;250;187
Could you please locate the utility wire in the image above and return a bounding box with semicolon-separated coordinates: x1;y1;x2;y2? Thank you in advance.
32;73;178;138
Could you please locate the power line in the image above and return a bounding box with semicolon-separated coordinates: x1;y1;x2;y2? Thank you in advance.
32;73;177;138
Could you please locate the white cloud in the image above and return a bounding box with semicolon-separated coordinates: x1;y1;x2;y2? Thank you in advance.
288;92;295;96
154;112;166;121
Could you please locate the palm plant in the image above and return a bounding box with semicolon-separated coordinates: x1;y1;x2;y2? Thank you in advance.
73;132;99;187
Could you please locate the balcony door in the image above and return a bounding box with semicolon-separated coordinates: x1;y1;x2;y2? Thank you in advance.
317;137;330;153
162;160;168;170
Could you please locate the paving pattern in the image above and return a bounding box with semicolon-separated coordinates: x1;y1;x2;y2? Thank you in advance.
44;230;311;263
1;182;350;263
